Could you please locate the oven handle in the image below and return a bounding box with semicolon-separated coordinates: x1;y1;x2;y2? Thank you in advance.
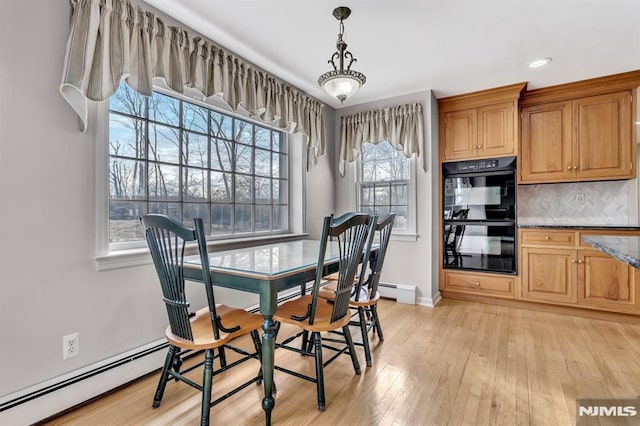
444;220;516;226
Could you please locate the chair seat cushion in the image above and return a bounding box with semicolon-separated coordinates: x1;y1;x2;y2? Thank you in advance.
165;305;262;350
274;295;352;332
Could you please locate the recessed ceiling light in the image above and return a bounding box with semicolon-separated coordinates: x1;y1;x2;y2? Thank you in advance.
528;58;552;68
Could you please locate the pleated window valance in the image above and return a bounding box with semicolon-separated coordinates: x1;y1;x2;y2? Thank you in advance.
339;102;424;175
60;0;326;160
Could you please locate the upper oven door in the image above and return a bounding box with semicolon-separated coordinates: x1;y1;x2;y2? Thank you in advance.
443;172;516;221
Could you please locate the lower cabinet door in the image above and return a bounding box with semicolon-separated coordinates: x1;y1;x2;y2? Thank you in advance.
444;270;514;298
521;247;578;304
578;250;636;311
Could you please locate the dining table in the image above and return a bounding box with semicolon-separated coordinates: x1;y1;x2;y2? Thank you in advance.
182;238;358;425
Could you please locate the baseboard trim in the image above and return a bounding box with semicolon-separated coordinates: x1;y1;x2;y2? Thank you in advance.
417;291;441;307
440;291;640;324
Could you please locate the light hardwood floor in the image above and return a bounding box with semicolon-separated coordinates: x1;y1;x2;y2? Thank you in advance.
42;299;640;425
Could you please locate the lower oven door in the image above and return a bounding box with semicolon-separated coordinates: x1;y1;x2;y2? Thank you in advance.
443;222;516;274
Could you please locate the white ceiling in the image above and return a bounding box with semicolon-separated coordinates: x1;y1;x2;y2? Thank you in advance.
145;0;640;109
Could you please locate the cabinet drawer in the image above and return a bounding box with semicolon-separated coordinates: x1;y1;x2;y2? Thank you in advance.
444;271;514;297
521;230;576;246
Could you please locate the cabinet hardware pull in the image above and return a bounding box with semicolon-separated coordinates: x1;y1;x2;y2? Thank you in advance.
477;145;483;148
567;166;572;170
578;260;584;264
474;281;480;287
544;236;551;240
571;259;577;263
573;166;578;170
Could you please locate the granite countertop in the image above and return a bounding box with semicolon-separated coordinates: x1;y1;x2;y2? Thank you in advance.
582;236;640;269
518;224;640;231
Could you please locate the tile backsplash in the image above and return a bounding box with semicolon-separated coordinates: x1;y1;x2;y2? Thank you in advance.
518;180;637;225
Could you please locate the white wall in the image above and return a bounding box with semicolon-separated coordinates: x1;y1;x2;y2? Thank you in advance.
306;111;337;239
333;91;440;304
0;0;335;403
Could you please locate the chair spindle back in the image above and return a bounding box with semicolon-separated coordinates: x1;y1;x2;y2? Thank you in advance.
141;214;221;341
308;213;375;325
358;213;396;299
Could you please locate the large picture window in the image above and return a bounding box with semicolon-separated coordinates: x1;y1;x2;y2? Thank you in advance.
108;83;288;244
358;141;412;232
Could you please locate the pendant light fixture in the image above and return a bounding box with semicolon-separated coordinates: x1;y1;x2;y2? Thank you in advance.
318;6;366;104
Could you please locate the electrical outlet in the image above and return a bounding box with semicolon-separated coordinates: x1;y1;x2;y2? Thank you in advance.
63;332;79;360
576;193;585;204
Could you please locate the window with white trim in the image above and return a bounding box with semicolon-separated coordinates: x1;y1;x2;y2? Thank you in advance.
107;83;289;247
357;141;415;235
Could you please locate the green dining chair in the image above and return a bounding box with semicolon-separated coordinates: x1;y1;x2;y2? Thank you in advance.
318;213;396;367
273;212;376;411
141;214;263;426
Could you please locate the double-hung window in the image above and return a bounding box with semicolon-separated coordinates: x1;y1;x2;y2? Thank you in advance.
357;141;416;238
107;83;289;249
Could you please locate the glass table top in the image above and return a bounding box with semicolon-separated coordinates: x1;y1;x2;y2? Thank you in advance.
185;240;342;279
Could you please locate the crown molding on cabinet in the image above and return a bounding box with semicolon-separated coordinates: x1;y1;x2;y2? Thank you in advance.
520;70;640;107
437;82;527;112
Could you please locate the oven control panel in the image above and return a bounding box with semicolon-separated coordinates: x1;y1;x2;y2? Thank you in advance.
442;156;516;175
457;159;499;171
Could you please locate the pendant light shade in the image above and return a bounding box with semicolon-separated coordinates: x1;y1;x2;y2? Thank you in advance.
320;75;362;102
318;7;366;104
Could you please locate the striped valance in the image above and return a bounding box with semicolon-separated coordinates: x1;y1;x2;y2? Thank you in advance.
339;103;424;175
60;0;326;161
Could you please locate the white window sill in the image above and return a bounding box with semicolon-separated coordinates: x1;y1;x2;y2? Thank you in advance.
391;232;418;242
95;233;309;271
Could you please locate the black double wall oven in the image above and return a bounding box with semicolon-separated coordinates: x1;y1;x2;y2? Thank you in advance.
442;156;517;275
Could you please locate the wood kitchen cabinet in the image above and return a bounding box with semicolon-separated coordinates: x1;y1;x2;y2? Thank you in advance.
439;83;525;162
442;270;515;299
520;101;573;182
443;108;477;160
519;228;639;314
578;250;635;311
521;247;578;304
520;72;639;184
575;92;632;180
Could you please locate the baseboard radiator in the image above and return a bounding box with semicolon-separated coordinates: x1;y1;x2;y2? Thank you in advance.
0;338;170;425
0;283;411;424
378;282;417;305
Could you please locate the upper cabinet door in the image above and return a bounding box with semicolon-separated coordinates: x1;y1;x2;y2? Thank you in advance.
520;101;573;183
478;101;515;157
443;108;478;161
574;91;633;180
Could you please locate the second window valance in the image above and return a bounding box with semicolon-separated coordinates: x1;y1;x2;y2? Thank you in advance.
339;103;424;175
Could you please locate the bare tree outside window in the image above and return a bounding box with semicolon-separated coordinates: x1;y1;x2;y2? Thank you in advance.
108;83;288;243
359;141;409;230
